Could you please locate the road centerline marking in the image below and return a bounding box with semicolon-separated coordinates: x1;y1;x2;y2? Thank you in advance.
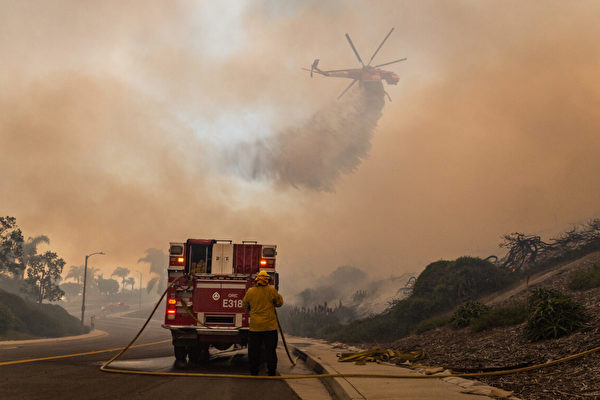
0;339;170;367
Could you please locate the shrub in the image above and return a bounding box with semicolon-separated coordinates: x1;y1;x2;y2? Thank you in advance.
412;257;514;304
568;264;600;291
0;302;15;334
277;303;358;339
415;315;450;333
470;301;527;332
328;314;398;343
525;288;587;341
451;301;490;329
392;293;447;323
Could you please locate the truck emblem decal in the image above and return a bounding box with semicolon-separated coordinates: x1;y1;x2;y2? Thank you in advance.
212;292;220;301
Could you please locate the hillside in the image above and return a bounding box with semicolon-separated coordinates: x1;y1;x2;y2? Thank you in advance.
326;256;515;342
0;287;87;340
389;251;600;399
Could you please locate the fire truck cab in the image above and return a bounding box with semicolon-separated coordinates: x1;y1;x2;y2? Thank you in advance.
162;239;278;365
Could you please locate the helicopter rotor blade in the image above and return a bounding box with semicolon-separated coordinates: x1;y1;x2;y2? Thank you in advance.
337;79;358;100
367;27;394;66
321;68;357;73
374;58;407;68
345;33;364;66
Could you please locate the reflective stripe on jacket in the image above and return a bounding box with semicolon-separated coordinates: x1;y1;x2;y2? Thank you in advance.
242;285;284;332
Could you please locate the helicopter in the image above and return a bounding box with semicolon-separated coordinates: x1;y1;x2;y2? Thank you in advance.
303;28;406;100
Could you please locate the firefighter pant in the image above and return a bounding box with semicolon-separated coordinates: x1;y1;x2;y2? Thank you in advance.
248;330;278;375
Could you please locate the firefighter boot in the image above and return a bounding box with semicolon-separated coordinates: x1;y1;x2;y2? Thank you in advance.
174;345;188;369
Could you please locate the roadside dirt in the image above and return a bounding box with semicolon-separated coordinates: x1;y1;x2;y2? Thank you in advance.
391;252;600;400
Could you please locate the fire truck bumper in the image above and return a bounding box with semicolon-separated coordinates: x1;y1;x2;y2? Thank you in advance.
162;325;250;347
162;324;248;335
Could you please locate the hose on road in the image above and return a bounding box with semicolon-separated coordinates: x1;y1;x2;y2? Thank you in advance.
97;276;600;380
100;279;177;371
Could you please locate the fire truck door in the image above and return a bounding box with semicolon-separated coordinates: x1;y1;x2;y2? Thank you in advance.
212;243;233;274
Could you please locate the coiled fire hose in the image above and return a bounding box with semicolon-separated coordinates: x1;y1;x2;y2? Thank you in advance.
99;277;600;380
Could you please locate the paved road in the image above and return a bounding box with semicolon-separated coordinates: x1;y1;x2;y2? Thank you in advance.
0;316;301;400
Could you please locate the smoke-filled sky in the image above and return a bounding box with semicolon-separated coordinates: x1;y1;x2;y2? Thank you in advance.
2;1;600;295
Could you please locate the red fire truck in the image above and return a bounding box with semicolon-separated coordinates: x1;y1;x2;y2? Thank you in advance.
162;239;278;365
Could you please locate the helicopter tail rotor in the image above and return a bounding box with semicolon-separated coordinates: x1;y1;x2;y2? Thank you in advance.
311;59;320;77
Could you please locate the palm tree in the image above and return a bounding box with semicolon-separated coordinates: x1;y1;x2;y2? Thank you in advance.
65;265;84;284
138;248;167;295
111;267;131;291
125;277;135;291
65;265;100;296
19;235;50;280
85;266;100;293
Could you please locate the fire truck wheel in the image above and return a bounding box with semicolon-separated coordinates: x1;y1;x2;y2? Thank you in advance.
188;344;209;364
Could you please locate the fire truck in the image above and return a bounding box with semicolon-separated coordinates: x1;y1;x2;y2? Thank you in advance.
162;239;278;365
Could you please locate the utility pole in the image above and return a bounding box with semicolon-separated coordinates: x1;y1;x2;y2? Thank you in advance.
81;251;105;327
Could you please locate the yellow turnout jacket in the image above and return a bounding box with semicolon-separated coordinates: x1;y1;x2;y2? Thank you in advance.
242;284;284;332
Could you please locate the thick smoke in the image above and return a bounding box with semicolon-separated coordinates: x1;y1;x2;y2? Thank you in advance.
290;265;415;317
232;83;385;191
2;1;600;286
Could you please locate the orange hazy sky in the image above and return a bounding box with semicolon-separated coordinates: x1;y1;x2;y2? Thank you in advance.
1;1;599;294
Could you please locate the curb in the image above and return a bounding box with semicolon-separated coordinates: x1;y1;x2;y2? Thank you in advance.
292;345;363;400
291;344;521;400
0;329;108;347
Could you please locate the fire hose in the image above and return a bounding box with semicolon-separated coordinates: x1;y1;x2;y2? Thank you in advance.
97;278;600;380
275;308;298;366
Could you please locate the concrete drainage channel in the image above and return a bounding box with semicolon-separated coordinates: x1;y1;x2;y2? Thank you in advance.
287;339;521;400
292;346;355;400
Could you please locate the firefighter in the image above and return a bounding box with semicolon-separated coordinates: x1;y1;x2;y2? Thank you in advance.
242;270;284;376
